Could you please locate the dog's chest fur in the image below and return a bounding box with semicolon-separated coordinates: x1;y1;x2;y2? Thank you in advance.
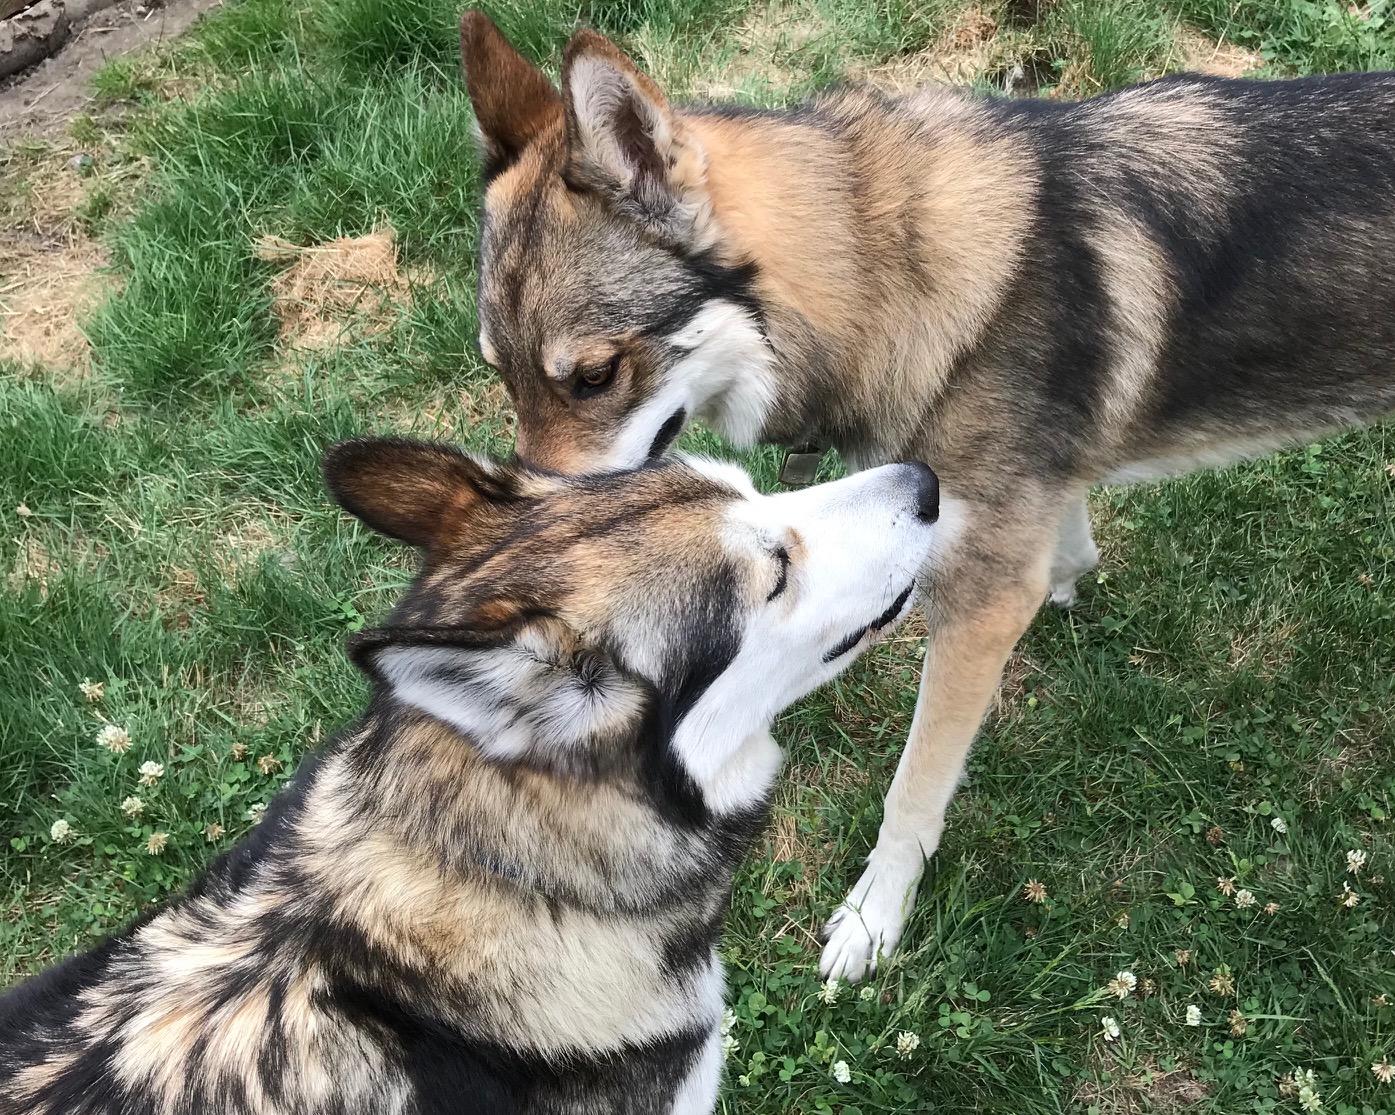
0;710;770;1115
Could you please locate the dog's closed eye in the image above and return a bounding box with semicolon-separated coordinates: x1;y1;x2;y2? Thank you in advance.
767;546;790;602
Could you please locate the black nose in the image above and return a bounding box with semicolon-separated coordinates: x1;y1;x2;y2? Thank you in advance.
907;460;939;523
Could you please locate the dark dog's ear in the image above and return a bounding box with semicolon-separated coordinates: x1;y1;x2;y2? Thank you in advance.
460;10;563;178
322;438;520;549
560;29;712;248
356;615;648;764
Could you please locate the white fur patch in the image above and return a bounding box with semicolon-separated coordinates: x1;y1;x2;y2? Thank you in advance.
820;839;925;982
677;453;759;498
699;731;785;816
667;464;937;811
670;1026;724;1115
478;329;498;367
604;300;774;469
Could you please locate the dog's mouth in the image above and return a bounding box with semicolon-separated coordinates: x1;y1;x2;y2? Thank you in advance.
647;408;687;459
822;582;916;664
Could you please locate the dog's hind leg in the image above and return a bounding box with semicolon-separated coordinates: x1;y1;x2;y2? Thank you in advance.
1047;494;1098;608
820;493;1060;982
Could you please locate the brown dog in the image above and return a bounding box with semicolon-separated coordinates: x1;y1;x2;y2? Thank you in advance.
459;10;1395;980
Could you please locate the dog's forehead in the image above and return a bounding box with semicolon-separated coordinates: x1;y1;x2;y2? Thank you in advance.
478;161;692;363
420;465;745;597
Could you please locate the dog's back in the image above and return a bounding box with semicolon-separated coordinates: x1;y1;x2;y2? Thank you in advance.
994;71;1395;476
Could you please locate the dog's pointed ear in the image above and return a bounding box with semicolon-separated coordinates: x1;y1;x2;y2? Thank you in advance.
561;30;713;249
460;10;563;179
322;438;520;549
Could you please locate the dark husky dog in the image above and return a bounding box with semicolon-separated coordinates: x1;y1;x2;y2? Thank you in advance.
458;11;1395;982
0;441;937;1115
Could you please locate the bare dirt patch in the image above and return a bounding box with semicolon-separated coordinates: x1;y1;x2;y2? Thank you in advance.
1176;27;1261;77
0;0;223;134
255;228;430;354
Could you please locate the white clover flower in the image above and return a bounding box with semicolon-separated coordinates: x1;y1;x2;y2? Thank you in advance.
78;679;104;702
120;796;144;819
832;1061;851;1084
1107;971;1137;999
1340;882;1360;908
97;724;131;753
49;819;73;843
1271;816;1287;835
896;1031;920;1059
137;760;164;786
818;978;840;1005
1101;1016;1120;1042
720;1008;737;1036
1373;1059;1394;1085
1296;1069;1322;1111
248;802;267;824
145;832;168;855
859;985;876;1002
1185;1004;1202;1027
1347;849;1368;875
1234;889;1256;908
722;1033;739;1059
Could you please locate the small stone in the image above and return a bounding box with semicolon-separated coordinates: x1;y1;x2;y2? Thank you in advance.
68;153;95;175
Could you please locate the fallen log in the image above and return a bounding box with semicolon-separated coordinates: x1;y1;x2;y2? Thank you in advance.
0;0;70;81
1;0;41;21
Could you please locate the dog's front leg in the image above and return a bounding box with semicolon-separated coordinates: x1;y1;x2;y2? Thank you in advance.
820;497;1059;981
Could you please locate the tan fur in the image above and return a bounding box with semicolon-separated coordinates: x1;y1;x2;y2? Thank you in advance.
1089;209;1174;437
692;91;1036;456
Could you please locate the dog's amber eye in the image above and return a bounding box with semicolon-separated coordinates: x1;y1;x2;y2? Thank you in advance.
573;354;620;400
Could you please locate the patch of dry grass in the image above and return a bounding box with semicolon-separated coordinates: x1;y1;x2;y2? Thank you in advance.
255;228;428;353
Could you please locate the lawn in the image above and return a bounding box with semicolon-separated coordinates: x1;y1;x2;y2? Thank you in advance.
2;0;1393;1111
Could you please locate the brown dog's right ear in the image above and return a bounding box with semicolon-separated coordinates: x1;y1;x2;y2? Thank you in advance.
460;10;563;179
322;437;522;549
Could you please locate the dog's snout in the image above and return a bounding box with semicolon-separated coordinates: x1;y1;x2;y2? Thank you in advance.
905;460;939;523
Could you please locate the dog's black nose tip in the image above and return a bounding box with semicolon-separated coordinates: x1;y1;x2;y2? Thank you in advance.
907;460;939;523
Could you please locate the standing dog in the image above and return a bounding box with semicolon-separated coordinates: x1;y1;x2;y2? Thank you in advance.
458;11;1395;981
0;442;937;1114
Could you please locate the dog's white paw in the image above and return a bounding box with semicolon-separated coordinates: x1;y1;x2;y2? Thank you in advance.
1048;581;1078;608
819;850;922;983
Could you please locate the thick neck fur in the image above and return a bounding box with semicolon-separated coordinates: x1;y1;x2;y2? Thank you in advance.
683;87;1038;460
0;701;770;1114
330;700;770;916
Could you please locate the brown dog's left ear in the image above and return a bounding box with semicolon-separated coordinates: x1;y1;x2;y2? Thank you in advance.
561;30;713;249
460;10;564;179
322;437;522;549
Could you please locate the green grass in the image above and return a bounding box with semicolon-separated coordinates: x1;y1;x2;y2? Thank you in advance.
2;0;1394;1111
